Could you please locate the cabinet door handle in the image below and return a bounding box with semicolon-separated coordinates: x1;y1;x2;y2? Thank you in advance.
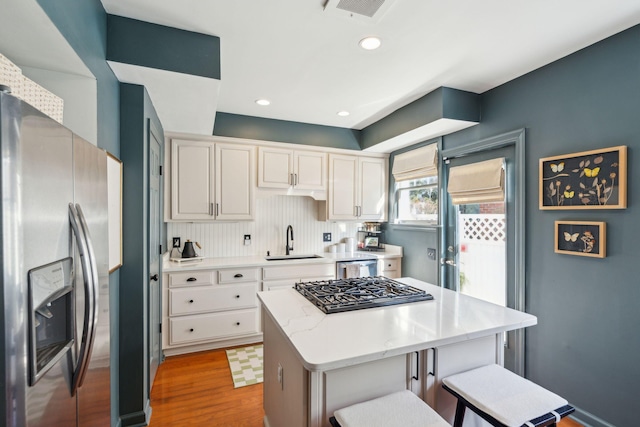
235;295;240;299
235;322;241;326
187;277;197;282
215;203;219;217
290;173;294;186
294;173;298;186
412;351;419;381
189;328;194;332
234;273;243;278
209;203;214;216
188;299;194;303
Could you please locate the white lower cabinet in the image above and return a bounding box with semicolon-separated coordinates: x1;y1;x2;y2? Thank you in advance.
163;267;261;355
378;257;401;279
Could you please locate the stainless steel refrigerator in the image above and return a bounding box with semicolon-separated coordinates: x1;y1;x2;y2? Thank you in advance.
0;90;111;426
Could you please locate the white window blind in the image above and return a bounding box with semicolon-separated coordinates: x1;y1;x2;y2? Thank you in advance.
447;157;505;205
392;144;438;182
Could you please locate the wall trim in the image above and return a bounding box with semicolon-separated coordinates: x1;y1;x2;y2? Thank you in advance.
571;406;617;427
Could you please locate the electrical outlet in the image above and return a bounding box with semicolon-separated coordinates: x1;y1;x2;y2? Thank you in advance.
323;232;332;242
172;237;181;248
427;248;436;260
244;234;251;246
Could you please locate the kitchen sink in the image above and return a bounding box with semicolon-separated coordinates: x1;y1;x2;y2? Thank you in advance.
265;254;323;261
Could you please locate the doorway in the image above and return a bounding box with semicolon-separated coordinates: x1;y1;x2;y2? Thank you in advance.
440;129;526;374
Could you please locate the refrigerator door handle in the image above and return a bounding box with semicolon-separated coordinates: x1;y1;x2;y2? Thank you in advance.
68;204;97;396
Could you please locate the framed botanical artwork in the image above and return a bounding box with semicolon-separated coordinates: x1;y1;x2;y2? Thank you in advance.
539;145;627;210
554;221;606;258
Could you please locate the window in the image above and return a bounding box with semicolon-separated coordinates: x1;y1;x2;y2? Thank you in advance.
395;175;438;223
392;143;439;224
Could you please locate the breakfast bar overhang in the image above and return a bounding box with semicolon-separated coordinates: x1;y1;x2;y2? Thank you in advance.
257;277;537;427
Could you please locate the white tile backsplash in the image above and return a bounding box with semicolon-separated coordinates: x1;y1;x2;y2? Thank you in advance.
166;196;361;258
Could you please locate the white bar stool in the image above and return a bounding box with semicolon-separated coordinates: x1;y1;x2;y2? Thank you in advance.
442;364;575;427
329;390;450;427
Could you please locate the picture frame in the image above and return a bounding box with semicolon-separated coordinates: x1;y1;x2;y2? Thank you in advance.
539;145;627;210
554;221;606;258
107;152;123;273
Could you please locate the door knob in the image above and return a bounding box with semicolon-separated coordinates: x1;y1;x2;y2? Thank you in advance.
441;258;456;267
150;274;159;281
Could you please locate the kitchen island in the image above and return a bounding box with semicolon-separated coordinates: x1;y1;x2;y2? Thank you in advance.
257;278;537;427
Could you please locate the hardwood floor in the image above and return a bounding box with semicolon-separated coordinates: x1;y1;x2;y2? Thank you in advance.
148;346;582;427
148;345;264;426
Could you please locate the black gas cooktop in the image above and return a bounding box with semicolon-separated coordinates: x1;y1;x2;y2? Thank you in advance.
294;276;434;314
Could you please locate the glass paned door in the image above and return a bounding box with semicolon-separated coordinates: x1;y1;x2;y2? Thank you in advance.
442;144;519;371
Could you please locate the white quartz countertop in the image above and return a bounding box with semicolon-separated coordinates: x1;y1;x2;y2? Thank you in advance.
257;278;537;371
162;246;402;272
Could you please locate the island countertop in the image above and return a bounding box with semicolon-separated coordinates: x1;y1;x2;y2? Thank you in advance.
257;277;537;371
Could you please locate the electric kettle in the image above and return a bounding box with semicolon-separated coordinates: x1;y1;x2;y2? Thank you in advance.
182;240;200;258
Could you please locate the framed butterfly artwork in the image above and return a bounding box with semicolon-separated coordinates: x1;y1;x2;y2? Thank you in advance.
554;220;606;258
539;145;627;209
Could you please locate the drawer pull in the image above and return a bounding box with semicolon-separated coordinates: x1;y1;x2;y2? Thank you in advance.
234;273;243;278
235;295;240;299
235;322;240;326
189;299;194;303
189;328;194;332
187;277;197;282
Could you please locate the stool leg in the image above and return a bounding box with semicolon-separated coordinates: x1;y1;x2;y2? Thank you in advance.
453;399;466;427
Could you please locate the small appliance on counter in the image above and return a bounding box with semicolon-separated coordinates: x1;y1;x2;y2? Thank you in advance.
357;222;384;251
170;240;204;263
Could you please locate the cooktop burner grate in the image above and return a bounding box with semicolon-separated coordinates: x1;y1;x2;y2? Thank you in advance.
294;276;434;314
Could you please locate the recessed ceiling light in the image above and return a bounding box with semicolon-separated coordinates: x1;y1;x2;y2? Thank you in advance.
255;99;271;106
337;111;350;117
359;36;381;50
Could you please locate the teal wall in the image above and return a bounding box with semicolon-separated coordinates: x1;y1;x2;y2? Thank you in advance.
214;112;362;149
360;87;479;150
107;15;221;79
391;24;640;427
118;83;163;426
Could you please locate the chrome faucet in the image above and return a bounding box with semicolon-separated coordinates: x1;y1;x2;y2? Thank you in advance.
286;225;294;255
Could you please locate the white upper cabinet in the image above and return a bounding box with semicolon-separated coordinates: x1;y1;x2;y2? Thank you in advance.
171;139;215;220
358;157;387;221
327;154;388;221
258;147;326;191
169;139;254;221
215;143;254;220
294;151;326;190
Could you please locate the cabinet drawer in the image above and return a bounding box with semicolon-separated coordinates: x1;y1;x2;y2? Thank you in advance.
218;267;259;283
262;263;334;280
380;258;399;272
169;283;257;316
168;270;216;288
169;309;258;345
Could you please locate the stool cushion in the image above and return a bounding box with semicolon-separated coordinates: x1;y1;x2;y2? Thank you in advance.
442;364;568;427
333;390;450;427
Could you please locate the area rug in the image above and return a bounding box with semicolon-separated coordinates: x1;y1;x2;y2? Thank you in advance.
226;344;264;388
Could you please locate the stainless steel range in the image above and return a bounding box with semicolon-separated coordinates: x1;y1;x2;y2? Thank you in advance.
295;277;434;314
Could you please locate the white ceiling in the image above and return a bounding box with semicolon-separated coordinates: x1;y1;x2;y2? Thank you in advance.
101;0;640;132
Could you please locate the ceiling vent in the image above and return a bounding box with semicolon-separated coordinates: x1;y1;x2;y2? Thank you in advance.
323;0;396;22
